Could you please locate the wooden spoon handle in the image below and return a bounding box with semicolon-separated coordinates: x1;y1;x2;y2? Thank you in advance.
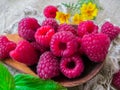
3;58;38;77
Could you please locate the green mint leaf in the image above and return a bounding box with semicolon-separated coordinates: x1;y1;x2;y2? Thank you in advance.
14;74;67;90
0;63;15;90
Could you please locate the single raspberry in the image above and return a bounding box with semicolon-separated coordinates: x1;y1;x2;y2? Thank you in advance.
0;36;16;59
112;70;120;90
81;33;110;62
35;26;55;47
58;23;77;35
50;31;78;57
76;37;84;55
10;40;38;66
43;5;58;18
37;51;60;79
60;55;84;78
31;42;48;54
101;21;120;41
18;17;40;41
78;20;98;37
42;18;58;31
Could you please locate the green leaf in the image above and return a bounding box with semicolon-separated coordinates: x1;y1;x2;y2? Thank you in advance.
14;74;67;90
62;0;103;15
0;63;15;90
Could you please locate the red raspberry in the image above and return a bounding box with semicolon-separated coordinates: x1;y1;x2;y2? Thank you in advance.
0;36;16;59
60;55;84;78
37;51;60;79
43;5;58;18
31;42;48;54
18;17;40;41
78;20;98;37
76;37;84;55
50;31;78;57
81;33;110;62
58;23;77;35
35;26;55;47
10;40;38;66
112;70;120;90
42;18;58;31
101;21;120;41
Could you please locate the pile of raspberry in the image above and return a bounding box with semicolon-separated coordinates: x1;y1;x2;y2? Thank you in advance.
0;5;120;89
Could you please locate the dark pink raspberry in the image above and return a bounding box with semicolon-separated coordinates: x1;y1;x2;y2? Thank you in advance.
58;23;77;35
112;70;120;90
31;42;48;54
60;55;84;78
76;37;84;55
35;26;55;47
43;5;58;18
18;17;40;41
42;18;58;31
0;36;16;59
81;33;110;62
101;21;120;41
78;20;98;37
37;51;60;79
50;31;78;57
10;40;38;66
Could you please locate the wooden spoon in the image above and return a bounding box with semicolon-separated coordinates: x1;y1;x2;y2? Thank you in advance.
2;34;104;87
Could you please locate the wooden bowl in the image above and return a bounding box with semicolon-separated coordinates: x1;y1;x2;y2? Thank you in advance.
3;34;105;87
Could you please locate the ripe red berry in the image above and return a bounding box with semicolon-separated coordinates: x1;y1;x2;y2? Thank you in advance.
78;20;98;37
0;36;16;59
112;70;120;90
101;21;120;41
60;55;84;78
58;23;77;35
18;17;40;41
50;31;78;57
31;42;48;54
43;5;58;18
42;18;58;31
37;51;60;79
35;26;55;47
81;33;110;62
10;40;38;66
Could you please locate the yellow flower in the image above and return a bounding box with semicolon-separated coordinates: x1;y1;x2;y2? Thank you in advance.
55;11;70;24
80;2;98;20
72;13;85;24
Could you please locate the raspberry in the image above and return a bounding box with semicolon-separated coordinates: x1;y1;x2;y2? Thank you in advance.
101;21;120;41
10;40;38;66
31;42;48;54
112;70;120;90
0;36;16;59
81;33;110;62
58;23;77;35
35;26;55;47
50;31;78;57
78;20;98;37
42;18;58;31
76;37;84;55
60;55;84;78
43;5;58;18
18;17;40;41
37;51;60;79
